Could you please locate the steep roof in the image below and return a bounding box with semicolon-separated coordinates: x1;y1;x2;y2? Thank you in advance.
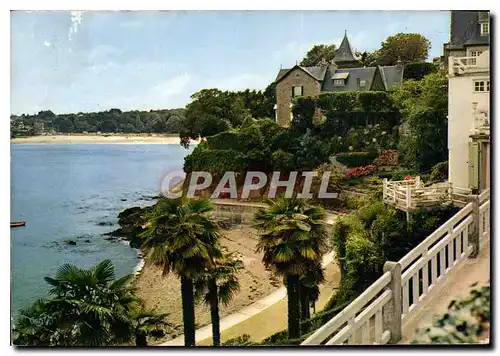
334;31;358;62
322;67;377;92
274;65;327;83
379;65;404;91
449;10;489;48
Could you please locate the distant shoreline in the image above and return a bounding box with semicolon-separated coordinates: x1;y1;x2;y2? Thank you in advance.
11;134;199;145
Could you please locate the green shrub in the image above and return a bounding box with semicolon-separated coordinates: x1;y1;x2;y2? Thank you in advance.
336;152;377;168
428;161;448;184
222;334;256;346
412;284;490;344
390;169;417;181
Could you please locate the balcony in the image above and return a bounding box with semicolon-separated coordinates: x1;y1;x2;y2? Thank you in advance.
449;52;489;76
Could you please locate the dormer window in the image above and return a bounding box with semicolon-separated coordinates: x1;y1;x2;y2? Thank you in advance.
332;72;349;86
480;22;489;35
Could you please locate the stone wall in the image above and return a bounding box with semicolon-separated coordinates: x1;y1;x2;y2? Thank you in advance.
212;201;266;225
275;67;321;127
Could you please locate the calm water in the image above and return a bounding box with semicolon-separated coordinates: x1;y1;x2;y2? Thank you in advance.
11;144;192;316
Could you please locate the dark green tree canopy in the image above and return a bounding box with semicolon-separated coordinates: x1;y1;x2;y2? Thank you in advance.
300;44;336;67
376;33;431;65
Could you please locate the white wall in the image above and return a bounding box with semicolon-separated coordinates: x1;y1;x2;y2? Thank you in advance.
448;51;490;189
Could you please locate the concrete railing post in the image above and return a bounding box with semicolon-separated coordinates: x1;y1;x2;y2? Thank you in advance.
405;186;411;209
382;261;402;344
383;178;387;201
466;194;480;258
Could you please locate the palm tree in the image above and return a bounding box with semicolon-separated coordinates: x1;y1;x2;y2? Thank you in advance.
140;197;222;347
253;196;326;339
12;299;54;346
13;259;140;346
194;252;243;346
130;309;171;346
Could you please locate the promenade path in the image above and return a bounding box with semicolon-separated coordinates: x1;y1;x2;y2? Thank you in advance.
160;251;340;346
400;238;490;343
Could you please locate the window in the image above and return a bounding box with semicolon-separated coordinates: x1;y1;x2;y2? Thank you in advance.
481;22;489;35
334;79;345;86
292;86;303;97
470;51;482;65
474;80;489;92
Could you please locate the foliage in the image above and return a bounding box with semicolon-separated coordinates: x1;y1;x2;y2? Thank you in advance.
300;44;336;67
428;161;449;184
180;86;276;147
393;71;448;172
403;62;439;81
376;33;431;65
355;51;378;67
222;334;256;346
327;199;459;312
253;197;327;339
12;260;143;346
194;252;243;346
140;197;222;346
373;149;399;167
412;284;490;344
10;108;186;137
336;152;377;168
130;309;171;346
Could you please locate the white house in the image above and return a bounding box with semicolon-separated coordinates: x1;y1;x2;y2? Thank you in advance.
445;11;490;192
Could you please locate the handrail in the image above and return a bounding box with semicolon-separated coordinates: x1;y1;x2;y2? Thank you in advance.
398;202;472;270
301;271;391;345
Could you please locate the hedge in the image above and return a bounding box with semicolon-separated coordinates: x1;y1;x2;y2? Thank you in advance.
336;152;377;167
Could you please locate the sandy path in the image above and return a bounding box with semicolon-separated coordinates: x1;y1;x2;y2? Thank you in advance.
134;226;281;344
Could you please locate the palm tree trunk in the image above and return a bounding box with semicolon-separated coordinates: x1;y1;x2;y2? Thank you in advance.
135;332;148;347
208;278;221;346
286;274;301;339
181;276;196;347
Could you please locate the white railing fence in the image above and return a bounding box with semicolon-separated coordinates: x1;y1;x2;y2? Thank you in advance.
382;177;452;211
398;203;473;321
301;190;489;346
301;272;393;345
479;188;490;243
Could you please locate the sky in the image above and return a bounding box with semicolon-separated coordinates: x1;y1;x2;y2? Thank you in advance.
10;10;451;115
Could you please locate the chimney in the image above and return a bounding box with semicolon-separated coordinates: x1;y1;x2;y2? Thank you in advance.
320;57;328;68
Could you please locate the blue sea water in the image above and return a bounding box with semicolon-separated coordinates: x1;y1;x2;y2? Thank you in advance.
10;144;193;316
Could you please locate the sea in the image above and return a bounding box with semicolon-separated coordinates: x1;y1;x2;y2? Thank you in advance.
10;143;193;317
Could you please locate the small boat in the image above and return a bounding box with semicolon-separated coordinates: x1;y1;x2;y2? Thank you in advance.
11;221;26;228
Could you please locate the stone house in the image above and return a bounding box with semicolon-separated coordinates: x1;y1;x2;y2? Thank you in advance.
273;32;404;127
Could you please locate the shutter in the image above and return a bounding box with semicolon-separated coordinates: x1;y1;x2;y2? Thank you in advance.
301;86;304;96
469;141;479;189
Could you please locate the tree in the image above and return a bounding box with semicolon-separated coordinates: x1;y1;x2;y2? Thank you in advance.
194;253;243;346
181;89;251;147
140;197;222;347
130;309;171;346
13;260;140;346
300;44;336;67
376;33;431;65
392;70;448;172
355;51;378;67
253;197;327;339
